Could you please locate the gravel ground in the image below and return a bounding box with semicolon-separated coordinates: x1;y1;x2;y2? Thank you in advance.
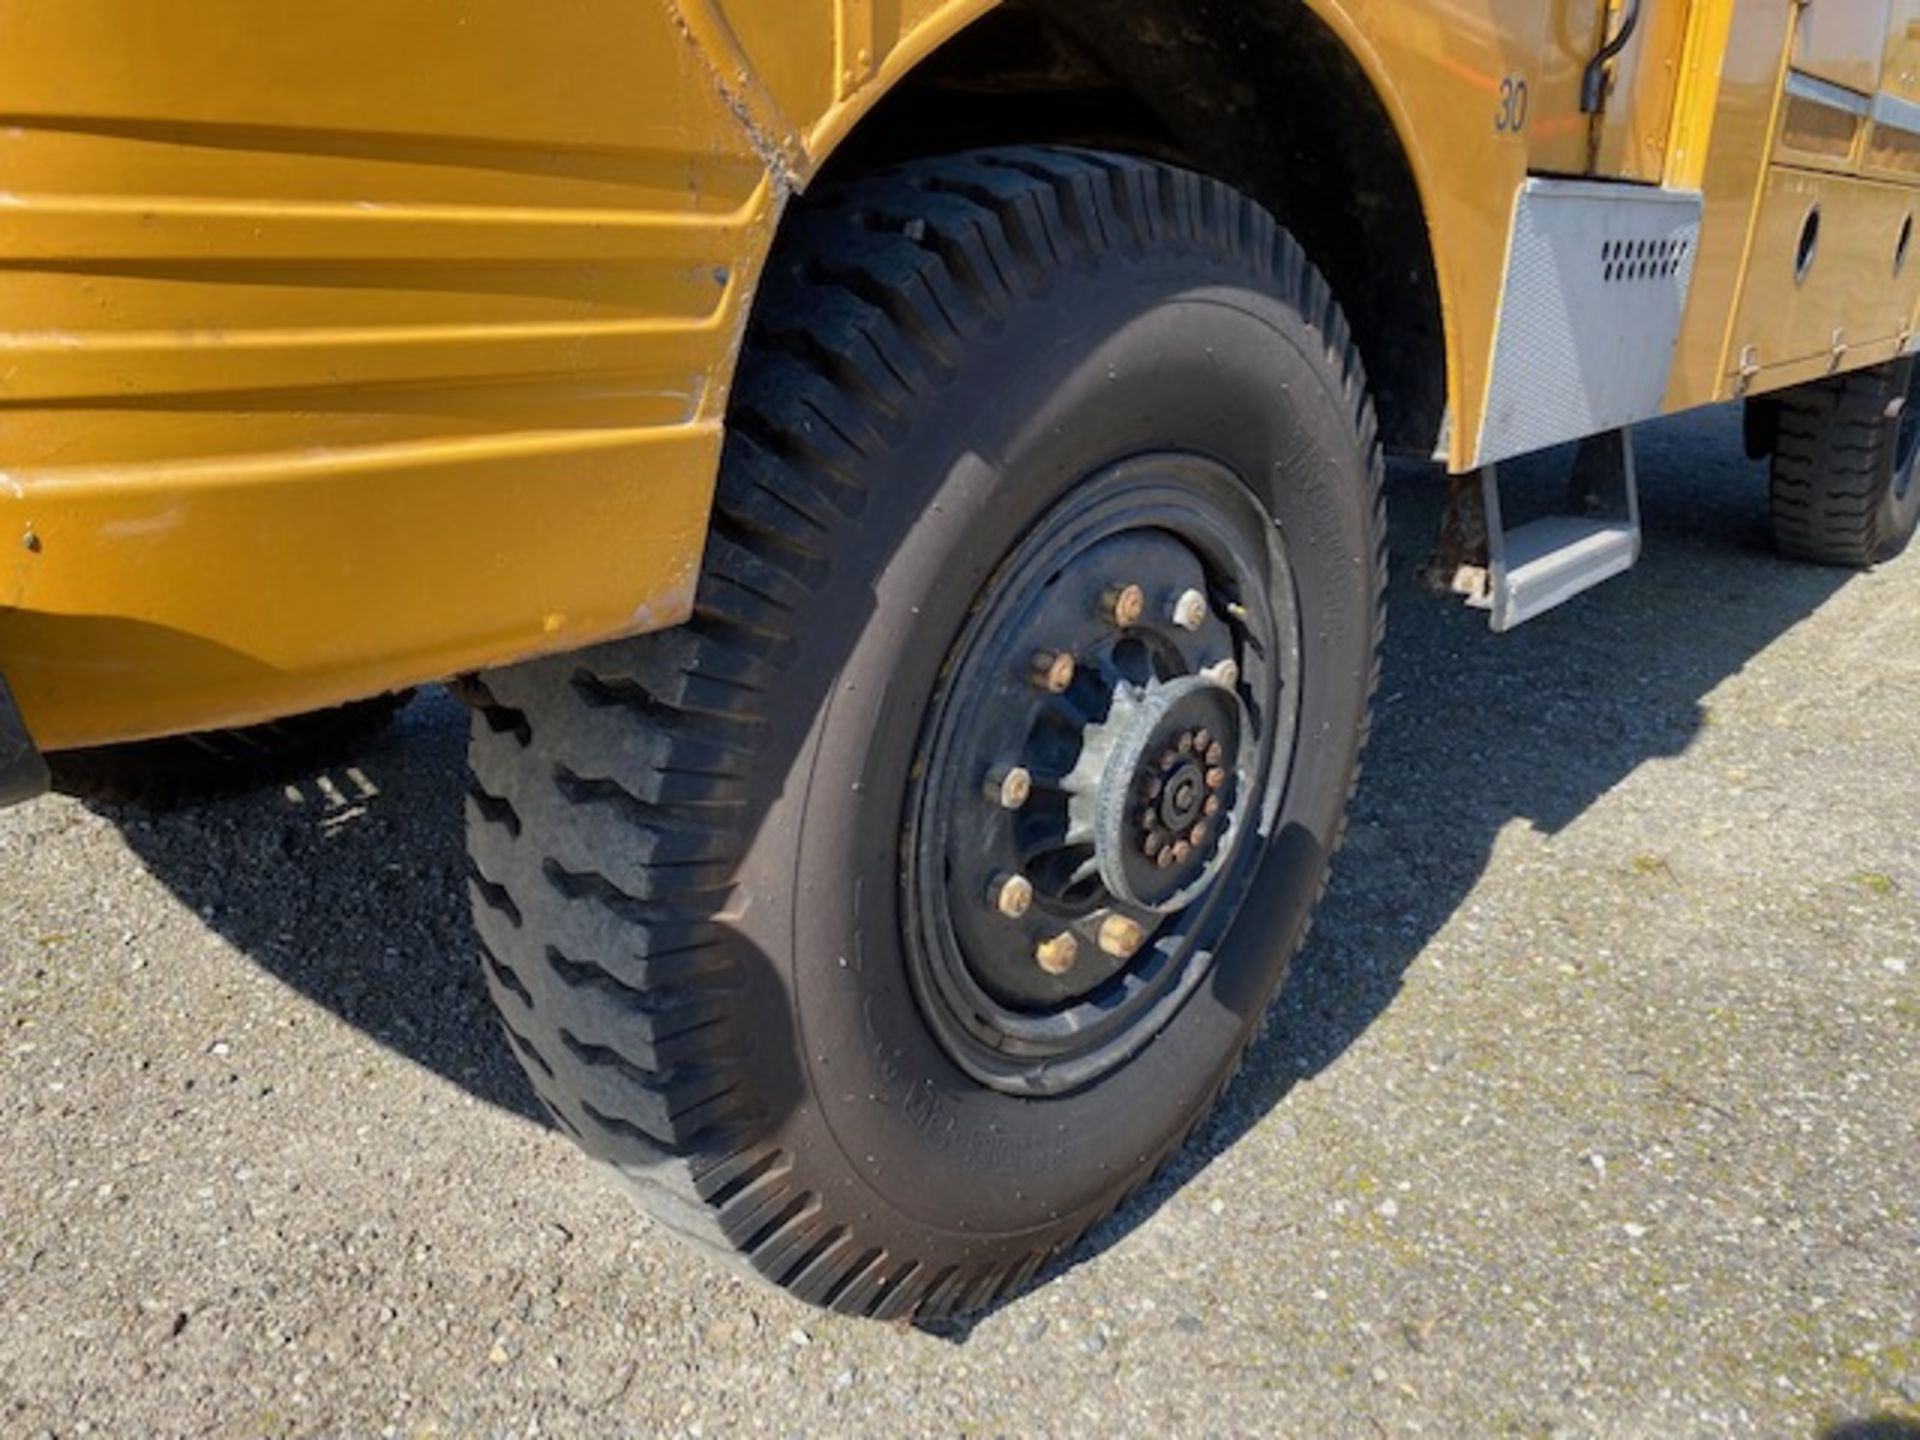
3;406;1917;1439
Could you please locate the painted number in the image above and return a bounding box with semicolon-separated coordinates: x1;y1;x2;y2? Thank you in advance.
1495;75;1530;134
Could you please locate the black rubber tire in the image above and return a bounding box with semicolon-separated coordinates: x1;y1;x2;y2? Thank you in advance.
465;148;1386;1320
1768;356;1920;566
47;692;410;810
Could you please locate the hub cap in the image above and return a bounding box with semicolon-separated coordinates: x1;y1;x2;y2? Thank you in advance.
901;455;1303;1094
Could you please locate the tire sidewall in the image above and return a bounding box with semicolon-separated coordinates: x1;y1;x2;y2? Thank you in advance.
730;247;1379;1247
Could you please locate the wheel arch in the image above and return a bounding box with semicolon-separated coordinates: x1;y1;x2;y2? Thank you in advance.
762;0;1453;456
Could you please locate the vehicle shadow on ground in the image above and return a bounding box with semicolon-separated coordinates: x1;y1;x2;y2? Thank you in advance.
105;689;544;1124
108;405;1858;1326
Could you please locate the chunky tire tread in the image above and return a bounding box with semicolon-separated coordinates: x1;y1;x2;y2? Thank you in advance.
1768;359;1920;566
46;692;410;810
467;148;1386;1319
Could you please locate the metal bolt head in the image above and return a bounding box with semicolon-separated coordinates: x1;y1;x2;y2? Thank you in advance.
1098;913;1148;959
1171;588;1208;632
985;764;1032;810
1031;650;1076;694
1103;583;1146;628
992;872;1034;919
1034;932;1079;976
1202;657;1240;691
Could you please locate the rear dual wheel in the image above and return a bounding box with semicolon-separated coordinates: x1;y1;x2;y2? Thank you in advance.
465;148;1385;1319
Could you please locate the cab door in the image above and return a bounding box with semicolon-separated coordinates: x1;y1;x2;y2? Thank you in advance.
1586;0;1698;179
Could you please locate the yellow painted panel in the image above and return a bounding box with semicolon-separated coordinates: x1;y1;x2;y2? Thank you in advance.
1794;0;1892;95
1886;3;1920;103
1727;168;1920;383
0;0;775;749
1666;0;1797;410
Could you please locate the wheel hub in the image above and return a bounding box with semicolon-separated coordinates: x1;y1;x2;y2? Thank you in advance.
1078;674;1245;914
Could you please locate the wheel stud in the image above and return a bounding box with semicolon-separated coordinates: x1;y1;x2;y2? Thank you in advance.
984;764;1032;809
1202;657;1240;691
1035;931;1079;976
1030;650;1076;694
992;873;1034;919
1098;914;1148;959
1205;741;1224;766
1203;794;1222;816
1171;588;1208;632
1102;583;1146;628
1205;766;1227;790
1190;822;1210;847
1194;728;1212;753
1171;840;1192;863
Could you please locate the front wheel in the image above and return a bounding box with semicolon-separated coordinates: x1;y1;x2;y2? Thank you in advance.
464;148;1386;1320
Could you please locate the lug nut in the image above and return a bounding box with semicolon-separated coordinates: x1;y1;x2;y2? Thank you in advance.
1189;822;1210;847
1202;658;1240;691
1144;832;1167;857
1102;583;1146;628
1035;931;1079;976
1098;914;1148;959
1193;728;1212;753
992;873;1034;919
1205;766;1228;790
1171;840;1192;864
1205;741;1224;766
1203;794;1222;816
1171;588;1208;632
1030;650;1076;694
984;764;1032;809
1156;848;1177;869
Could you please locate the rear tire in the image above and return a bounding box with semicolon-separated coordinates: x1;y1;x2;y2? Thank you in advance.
1768;357;1920;566
47;693;409;810
465;148;1385;1319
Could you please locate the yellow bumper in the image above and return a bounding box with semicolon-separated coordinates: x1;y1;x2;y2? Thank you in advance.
0;0;774;751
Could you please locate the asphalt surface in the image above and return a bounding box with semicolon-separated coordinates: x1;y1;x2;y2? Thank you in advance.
3;406;1917;1439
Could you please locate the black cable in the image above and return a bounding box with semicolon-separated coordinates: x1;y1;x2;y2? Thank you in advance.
1581;0;1643;113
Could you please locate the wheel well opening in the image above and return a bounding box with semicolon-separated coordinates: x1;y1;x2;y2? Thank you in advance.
810;1;1447;455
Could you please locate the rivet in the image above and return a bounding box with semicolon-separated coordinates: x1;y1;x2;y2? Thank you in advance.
984;764;1032;809
1031;650;1076;694
1098;914;1148;959
1171;588;1208;632
1102;583;1146;628
1034;932;1079;976
992;873;1034;919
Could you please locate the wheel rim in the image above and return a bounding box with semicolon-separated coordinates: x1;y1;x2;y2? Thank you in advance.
901;454;1303;1095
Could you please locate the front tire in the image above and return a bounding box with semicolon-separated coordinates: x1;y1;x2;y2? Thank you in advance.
465;149;1386;1319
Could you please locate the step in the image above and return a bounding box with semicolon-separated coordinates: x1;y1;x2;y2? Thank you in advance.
1480;516;1639;632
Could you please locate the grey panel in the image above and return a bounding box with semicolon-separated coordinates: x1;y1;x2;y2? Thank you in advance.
1786;68;1872;117
1871;88;1920;138
1476;179;1703;467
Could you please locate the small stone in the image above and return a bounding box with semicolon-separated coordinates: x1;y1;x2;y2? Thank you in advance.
787;1327;811;1348
1082;1330;1107;1355
487;1342;510;1367
1207;1198;1225;1216
1173;1315;1203;1335
1377;1198;1399;1219
208;1041;231;1057
1622;1222;1649;1240
832;1368;857;1389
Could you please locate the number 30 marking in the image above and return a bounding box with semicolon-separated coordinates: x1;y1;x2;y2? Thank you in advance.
1495;75;1530;134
